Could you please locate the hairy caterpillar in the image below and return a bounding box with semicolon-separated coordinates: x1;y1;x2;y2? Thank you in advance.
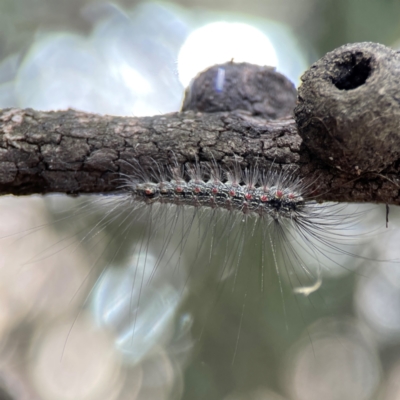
0;154;393;400
119;155;369;292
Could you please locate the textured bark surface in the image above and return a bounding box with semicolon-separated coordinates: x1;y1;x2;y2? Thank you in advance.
0;107;300;195
1;49;400;205
295;42;400;173
182;62;297;119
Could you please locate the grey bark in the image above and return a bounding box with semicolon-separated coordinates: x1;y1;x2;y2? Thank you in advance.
295;42;400;173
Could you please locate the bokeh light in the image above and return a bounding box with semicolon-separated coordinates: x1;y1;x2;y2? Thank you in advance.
29;315;124;400
177;21;278;87
285;318;381;400
91;250;191;366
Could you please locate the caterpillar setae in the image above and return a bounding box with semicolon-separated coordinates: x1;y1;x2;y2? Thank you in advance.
118;154;370;294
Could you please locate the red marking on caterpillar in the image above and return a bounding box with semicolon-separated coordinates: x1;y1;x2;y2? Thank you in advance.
127;158;305;221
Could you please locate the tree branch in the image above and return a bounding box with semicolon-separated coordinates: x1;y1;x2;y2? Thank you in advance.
0;46;399;205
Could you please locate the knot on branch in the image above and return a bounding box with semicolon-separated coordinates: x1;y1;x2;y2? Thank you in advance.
295;42;400;174
181;62;297;119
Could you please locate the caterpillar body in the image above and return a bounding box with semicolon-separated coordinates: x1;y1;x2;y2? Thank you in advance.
119;156;361;288
130;161;305;219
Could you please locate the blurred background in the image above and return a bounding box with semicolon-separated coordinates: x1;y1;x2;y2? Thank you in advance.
1;0;400;399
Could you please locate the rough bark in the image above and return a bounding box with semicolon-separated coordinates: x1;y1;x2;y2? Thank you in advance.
295;42;400;173
0;48;399;205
